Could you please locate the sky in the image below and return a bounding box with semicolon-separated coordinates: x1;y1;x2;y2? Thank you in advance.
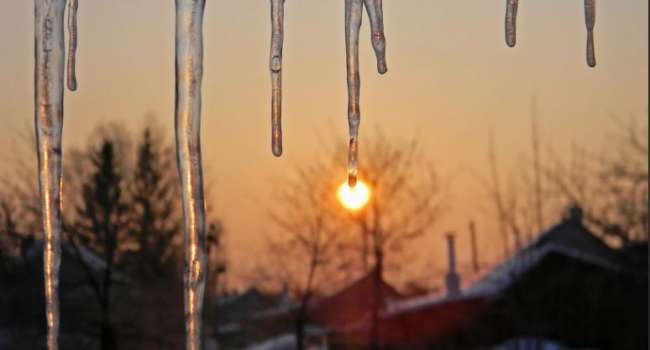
0;1;647;289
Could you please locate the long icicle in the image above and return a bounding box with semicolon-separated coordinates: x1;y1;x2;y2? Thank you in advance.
66;0;78;91
270;0;284;157
345;0;363;187
584;0;596;67
505;0;518;47
34;1;67;349
363;0;387;74
175;1;208;349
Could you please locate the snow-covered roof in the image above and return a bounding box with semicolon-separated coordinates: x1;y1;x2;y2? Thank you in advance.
493;337;588;350
387;211;624;315
466;213;625;296
245;334;296;350
385;291;479;316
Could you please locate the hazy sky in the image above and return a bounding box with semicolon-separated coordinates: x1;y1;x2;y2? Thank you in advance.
0;1;647;289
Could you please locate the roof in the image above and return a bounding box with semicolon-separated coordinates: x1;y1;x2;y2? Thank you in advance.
216;287;292;324
337;295;486;348
245;334;295;350
310;267;404;330
493;337;579;350
467;209;626;296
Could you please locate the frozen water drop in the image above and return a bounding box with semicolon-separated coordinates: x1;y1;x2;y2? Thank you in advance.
505;0;518;47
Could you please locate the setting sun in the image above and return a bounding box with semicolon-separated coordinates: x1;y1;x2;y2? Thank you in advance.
337;180;371;211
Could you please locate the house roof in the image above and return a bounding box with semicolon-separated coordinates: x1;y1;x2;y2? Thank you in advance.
310;267;404;330
216;287;292;323
336;295;486;348
467;207;626;296
359;208;629;348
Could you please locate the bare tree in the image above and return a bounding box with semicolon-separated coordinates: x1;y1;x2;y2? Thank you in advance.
260;129;446;349
263;154;344;350
484;110;648;259
345;131;444;350
545;116;648;245
486;127;515;258
0;127;42;236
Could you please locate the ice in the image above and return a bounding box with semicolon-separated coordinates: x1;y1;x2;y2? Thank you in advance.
270;0;284;157
66;0;78;91
34;1;67;349
363;0;387;74
174;0;208;349
505;0;518;47
345;0;363;187
584;0;596;67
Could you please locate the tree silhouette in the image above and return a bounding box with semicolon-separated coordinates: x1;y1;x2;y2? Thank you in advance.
0;120;227;348
545;117;649;245
261;129;446;349
73;139;129;350
128;127;181;278
267;176;341;350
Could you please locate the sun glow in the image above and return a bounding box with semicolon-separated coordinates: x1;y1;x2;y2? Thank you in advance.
337;180;371;211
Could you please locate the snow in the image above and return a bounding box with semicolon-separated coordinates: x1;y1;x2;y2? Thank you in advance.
467;220;623;296
246;334;296;350
493;337;593;350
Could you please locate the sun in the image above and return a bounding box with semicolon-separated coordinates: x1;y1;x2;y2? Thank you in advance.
337;180;371;211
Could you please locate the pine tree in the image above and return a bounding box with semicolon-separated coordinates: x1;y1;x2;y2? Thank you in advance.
129;128;181;279
74;140;129;350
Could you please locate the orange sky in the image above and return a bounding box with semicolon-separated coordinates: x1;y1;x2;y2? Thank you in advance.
0;1;647;289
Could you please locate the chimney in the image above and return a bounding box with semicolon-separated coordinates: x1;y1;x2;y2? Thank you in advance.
445;233;461;298
469;221;479;273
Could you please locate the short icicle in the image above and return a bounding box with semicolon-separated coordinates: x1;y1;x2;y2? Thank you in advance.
66;0;78;91
34;1;67;349
174;1;208;350
505;0;518;47
363;0;387;74
345;0;363;187
270;0;285;157
584;0;596;67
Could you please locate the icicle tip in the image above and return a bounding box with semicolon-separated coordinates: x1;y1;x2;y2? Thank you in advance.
348;173;358;188
505;0;518;48
272;142;283;157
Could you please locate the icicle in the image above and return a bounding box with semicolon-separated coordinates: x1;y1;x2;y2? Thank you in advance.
345;0;363;187
363;0;387;74
505;0;518;47
34;1;67;349
175;1;208;349
584;0;596;67
66;0;78;91
270;0;284;157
